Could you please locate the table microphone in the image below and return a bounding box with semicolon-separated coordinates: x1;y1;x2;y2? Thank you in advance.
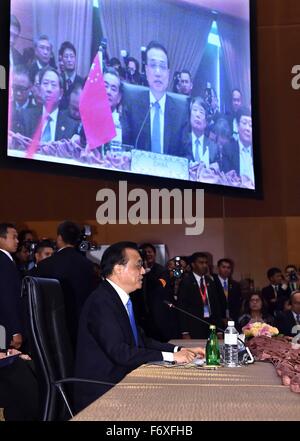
163;301;254;364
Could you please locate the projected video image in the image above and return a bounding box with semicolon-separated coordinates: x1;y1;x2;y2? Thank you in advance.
8;0;254;189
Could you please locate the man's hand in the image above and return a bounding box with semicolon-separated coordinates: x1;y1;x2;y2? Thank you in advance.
173;349;196;363
181;346;205;358
10;334;23;350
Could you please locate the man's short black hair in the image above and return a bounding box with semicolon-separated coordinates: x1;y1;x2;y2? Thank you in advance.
190;96;208;119
232;88;242;97
58;41;76;57
0;223;16;238
13;65;31;82
180;70;192;80
217;258;233;267
34;239;55;254
57;221;81;246
266;267;282;280
236;106;251;124
140;243;156;254
11;15;21;33
146;41;169;68
100;241;139;278
126;56;140;71
103;67;123;93
190;252;208;264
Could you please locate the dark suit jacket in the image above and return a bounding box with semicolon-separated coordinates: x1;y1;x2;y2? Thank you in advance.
0;251;23;347
212;275;242;323
183;133;218;164
19;106;79;141
60;74;84;110
261;285;290;314
74;280;176;412
222;139;253;177
177;272;223;338
35;247;95;349
122;85;189;157
275;310;298;337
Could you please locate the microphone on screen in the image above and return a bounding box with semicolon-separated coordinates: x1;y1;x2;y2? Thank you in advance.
163;300;254;365
134;102;155;150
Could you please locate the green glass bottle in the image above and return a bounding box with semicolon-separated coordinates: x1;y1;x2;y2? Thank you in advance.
206;325;220;366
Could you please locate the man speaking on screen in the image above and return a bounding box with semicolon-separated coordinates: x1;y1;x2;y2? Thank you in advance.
122;41;189;157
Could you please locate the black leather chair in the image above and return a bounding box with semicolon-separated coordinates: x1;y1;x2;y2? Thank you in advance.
22;276;113;421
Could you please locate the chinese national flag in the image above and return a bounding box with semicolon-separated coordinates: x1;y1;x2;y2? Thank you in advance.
79;54;116;149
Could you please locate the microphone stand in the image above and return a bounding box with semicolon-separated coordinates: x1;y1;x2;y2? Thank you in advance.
134;103;153;150
164;301;254;364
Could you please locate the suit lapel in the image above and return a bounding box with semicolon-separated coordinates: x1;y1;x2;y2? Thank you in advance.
103;280;140;345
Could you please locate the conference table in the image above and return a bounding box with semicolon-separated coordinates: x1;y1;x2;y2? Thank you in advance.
72;340;300;421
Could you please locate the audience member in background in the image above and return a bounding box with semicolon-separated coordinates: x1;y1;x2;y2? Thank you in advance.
131;243;164;336
213;117;232;172
261;267;290;315
59;41;84;109
35;221;95;350
227;88;243;139
68;82;84;144
10;15;24;67
184;96;218;165
74;241;204;412
14;241;31;278
179;70;193;96
18;229;35;244
172;71;181;93
240;277;255;300
213;258;242;325
222;107;254;186
109;57;125;79
275;291;300;337
31;72;43;106
11;66;34;112
0;223;23;350
125;56;141;85
29;35;52;83
20;67;79;142
11;67;34;133
237;292;274;332
284;264;300;292
177;252;223;339
204;87;220;131
28;239;55;276
103;68;123;148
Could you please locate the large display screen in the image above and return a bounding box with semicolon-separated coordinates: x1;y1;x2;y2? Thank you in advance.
7;0;256;190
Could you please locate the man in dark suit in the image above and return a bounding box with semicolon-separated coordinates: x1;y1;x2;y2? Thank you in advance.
183;96;218;164
10;66;36;134
74;242;204;412
222;107;254;186
122;41;189;157
28;35;52;83
213;258;242;325
275;291;300;337
35;221;95;350
0;223;23;350
261;267;290;315
226;88;243;140
10;15;24;67
58;41;84;110
20;67;79;142
177;252;223;339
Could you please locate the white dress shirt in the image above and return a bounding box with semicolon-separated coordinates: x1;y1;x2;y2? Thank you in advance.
192;133;209;167
106;279;177;362
239;138;254;183
149;91;166;154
